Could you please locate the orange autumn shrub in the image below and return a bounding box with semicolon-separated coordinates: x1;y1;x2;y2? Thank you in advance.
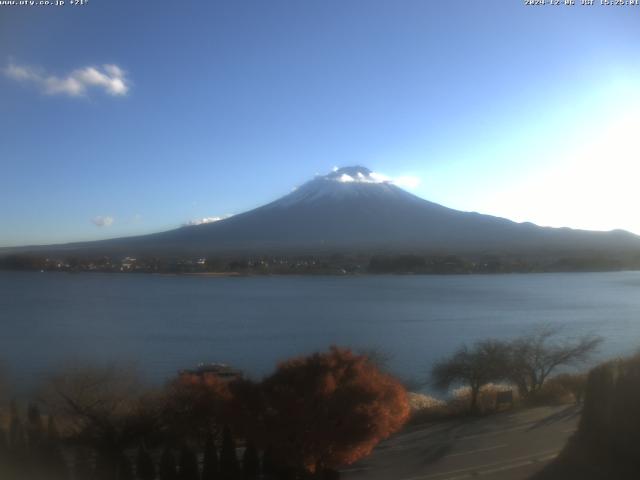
257;346;410;473
163;372;233;440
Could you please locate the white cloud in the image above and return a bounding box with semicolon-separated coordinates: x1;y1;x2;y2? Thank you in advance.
184;214;234;226
339;173;355;183
92;216;114;227
4;62;129;97
333;170;421;189
393;176;421;189
368;172;391;183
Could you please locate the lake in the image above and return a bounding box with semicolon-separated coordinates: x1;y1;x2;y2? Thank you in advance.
1;270;640;393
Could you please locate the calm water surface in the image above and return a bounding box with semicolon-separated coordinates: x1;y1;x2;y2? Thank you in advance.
1;271;640;390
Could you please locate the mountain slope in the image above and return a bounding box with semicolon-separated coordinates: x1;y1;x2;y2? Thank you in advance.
6;166;640;257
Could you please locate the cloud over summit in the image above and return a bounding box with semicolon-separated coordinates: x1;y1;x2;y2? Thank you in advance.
332;169;421;189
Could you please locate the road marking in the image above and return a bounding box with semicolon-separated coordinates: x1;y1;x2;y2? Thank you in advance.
507;411;546;419
388;423;463;445
444;444;508;458
478;453;558;476
455;424;530;440
383;420;575;451
340;467;370;473
400;449;560;480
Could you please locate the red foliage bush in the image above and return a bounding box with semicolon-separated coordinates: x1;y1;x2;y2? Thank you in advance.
254;346;410;473
162;348;409;474
163;372;233;439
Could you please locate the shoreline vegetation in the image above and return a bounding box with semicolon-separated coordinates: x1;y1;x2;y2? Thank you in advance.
0;347;410;480
2;251;640;276
0;329;602;479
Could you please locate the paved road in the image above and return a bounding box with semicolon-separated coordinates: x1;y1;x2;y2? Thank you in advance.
342;405;580;480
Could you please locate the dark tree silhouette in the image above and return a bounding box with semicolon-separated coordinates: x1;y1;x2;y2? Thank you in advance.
225;379;264;445
163;372;231;442
178;445;199;480
220;425;239;479
95;449;118;480
0;426;8;476
25;403;46;478
118;454;134;480
73;447;94;480
257;347;409;475
8;401;25;449
43;415;68;480
26;403;45;447
241;440;259;479
432;340;510;413
159;448;178;480
46;415;60;442
7;401;27;476
136;445;156;480
201;433;219;480
0;425;6;450
538;353;640;477
261;446;277;478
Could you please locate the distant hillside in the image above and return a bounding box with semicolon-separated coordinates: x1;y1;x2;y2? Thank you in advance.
3;166;640;259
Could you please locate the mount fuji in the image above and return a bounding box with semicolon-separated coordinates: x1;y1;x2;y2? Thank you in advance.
7;166;640;257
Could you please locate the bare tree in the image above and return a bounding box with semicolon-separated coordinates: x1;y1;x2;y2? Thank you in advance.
506;326;602;399
431;340;510;413
40;363;160;475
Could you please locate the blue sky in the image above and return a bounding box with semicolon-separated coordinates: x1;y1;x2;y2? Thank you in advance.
2;0;640;247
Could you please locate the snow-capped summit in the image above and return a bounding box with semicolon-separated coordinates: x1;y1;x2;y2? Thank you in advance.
271;166;415;208
326;166;384;183
324;166;421;189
